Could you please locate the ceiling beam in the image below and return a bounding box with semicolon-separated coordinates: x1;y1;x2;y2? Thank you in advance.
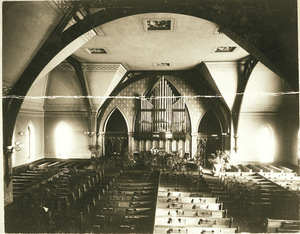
232;56;258;152
66;56;93;132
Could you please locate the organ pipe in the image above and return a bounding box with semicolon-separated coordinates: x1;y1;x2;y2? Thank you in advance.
140;77;187;134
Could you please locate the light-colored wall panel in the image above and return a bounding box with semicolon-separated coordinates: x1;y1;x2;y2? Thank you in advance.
12;111;45;167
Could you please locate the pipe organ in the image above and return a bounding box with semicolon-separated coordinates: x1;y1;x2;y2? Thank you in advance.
135;77;191;154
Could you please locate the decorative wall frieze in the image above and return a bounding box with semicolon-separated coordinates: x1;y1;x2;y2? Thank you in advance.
205;61;267;70
21;102;44;111
205;62;239;70
43;105;88;111
53;63;74;71
81;63;122;71
53;63;125;72
241;105;281;112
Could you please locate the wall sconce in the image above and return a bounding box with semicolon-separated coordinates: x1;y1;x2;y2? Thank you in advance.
18;132;26;136
6;146;14;154
15;142;24;151
84;131;95;137
7;142;24;153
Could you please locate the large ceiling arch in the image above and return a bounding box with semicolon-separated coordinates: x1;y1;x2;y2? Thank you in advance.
3;0;297;150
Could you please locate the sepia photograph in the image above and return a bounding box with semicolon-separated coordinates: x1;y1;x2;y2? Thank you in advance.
2;0;299;233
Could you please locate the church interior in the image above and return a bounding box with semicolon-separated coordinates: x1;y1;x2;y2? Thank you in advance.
2;0;300;233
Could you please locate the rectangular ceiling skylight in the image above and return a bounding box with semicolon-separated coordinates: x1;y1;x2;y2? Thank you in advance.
154;62;171;67
143;19;174;31
215;46;236;52
86;48;108;54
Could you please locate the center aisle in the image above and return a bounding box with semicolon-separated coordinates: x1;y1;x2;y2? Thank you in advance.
154;172;239;234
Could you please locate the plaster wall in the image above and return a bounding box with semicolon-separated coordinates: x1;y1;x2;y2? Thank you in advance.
44;112;91;158
12;111;45;167
234;64;299;163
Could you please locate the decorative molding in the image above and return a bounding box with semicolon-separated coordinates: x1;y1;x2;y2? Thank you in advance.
53;63;74;71
54;63;124;72
205;62;239;70
241;105;281;112
21;102;44;111
44;105;88;111
81;63;121;71
205;62;268;70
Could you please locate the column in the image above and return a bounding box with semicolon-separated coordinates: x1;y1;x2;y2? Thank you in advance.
146;140;152;151
140;140;146;152
159;140;165;150
191;133;199;158
172;140;178;152
134;140;139;152
128;132;134;157
166;139;172;152
178;140;185;157
221;133;230;151
153;140;158;149
185;138;191;158
98;132;105;157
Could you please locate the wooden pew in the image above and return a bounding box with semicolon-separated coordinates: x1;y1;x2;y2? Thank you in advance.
246;164;262;173
158;191;213;197
237;164;252;172
158;197;217;204
264;218;300;233
154;226;238;234
155;208;226;218
155;217;233;227
157;202;222;210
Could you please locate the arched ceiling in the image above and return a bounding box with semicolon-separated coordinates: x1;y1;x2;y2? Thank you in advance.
2;0;298;147
72;13;249;70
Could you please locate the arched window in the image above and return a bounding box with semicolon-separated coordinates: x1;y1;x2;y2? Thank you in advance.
258;126;274;162
56;122;71;158
27;126;31;159
27;124;35;159
298;130;300;159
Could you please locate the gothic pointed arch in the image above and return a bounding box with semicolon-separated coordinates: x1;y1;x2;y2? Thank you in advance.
198;110;224;167
104;108;128;133
198;110;222;135
104;108;128;157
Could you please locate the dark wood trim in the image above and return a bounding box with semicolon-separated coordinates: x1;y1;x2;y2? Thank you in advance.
66;56;93;132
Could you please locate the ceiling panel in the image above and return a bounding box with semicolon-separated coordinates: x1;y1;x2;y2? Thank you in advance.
72;13;249;70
